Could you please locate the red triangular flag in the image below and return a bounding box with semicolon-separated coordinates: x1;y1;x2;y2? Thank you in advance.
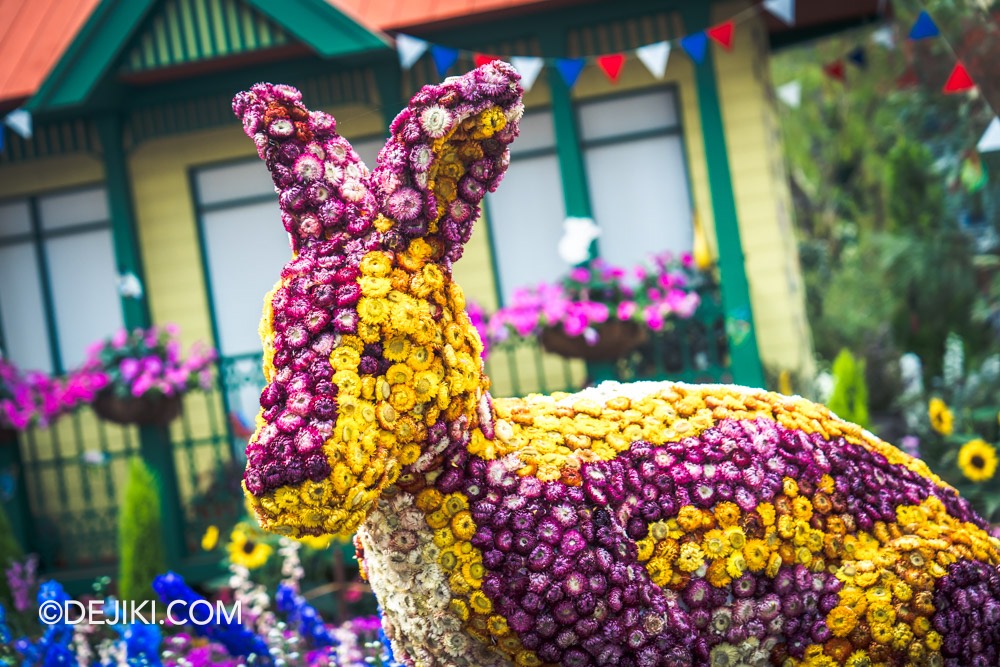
943;62;975;94
823;60;846;82
706;21;734;50
597;54;626;82
474;53;501;68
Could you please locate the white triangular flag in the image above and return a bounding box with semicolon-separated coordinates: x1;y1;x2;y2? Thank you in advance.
763;0;795;25
636;41;670;80
4;109;31;139
871;25;895;50
776;81;801;108
396;34;428;70
978;117;1000;154
510;56;544;92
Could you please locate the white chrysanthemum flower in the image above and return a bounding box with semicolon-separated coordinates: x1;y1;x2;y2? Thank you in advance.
420;105;454;138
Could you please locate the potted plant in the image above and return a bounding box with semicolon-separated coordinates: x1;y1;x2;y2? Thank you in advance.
84;325;216;427
486;253;703;361
0;356;105;438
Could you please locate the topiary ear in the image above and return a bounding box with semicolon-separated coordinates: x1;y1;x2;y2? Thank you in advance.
369;61;524;265
233;83;376;253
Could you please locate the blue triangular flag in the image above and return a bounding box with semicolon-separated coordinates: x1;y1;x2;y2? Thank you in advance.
680;32;708;65
555;58;586;88
847;46;867;68
430;45;460;77
909;11;939;40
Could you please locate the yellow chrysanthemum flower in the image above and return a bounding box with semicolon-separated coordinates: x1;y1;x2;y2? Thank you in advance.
957;438;998;482
713;502;740;528
675;542;705;573
826;606;858;637
928;397;954;435
383;336;412;362
297;534;334;550
360;251;392;277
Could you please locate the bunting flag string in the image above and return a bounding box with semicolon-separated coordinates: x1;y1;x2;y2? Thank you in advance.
389;0;772;90
978;118;1000;154
942;62;975;94
763;0;795;26
388;0;987;128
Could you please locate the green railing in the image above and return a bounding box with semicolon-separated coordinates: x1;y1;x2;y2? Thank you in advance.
1;371;243;592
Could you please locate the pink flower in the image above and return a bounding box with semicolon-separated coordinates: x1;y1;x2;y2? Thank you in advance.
120;358;141;381
111;329;128;348
617;301;637;320
569;267;590;282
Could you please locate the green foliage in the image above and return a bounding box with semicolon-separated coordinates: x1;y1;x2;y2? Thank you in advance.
828;349;870;428
0;503;24;609
773;11;999;382
118;458;165;603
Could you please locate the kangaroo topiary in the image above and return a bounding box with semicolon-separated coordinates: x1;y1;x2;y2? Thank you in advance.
233;63;1000;667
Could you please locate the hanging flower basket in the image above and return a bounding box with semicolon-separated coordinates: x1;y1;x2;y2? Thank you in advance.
92;391;182;427
540;320;647;362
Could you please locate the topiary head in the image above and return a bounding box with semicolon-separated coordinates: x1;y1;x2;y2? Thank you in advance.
234;63;523;537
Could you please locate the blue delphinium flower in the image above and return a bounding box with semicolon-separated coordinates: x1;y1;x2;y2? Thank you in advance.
152;572;271;663
274;582;338;648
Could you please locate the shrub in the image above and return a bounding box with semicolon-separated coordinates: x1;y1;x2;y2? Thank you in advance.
118;458;165;602
828;349;870;428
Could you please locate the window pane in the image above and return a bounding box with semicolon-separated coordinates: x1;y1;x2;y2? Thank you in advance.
38;187;109;230
510;111;556;155
584;135;693;271
350;136;387;174
195;161;274;206
487;153;567;302
201;201;290;357
578;90;678;142
0;200;31;239
46;229;123;370
0;242;52;373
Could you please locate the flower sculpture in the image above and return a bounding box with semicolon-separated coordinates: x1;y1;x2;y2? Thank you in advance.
234;63;1000;667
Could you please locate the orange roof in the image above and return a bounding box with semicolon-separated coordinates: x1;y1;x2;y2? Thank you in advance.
0;0;100;107
330;0;555;32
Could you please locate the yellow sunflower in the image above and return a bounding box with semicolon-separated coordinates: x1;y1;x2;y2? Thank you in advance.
928;397;954;435
957;438;998;483
227;526;273;569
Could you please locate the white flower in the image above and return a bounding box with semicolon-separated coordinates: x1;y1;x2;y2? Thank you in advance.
339;179;366;202
557;216;600;264
420;106;455;138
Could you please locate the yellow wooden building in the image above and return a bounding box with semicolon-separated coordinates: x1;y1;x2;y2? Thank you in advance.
0;0;884;583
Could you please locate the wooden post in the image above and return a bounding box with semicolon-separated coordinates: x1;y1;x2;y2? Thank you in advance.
680;3;765;388
95;115;187;568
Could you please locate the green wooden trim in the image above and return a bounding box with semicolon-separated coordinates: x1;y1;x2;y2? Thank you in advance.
540;32;592;223
0;433;36;555
26;0;159;113
681;3;764;388
188;164;231;413
95;115;151;330
28;198;64;374
245;0;389;58
373;60;402;137
27;0;387;114
119;0;294;74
